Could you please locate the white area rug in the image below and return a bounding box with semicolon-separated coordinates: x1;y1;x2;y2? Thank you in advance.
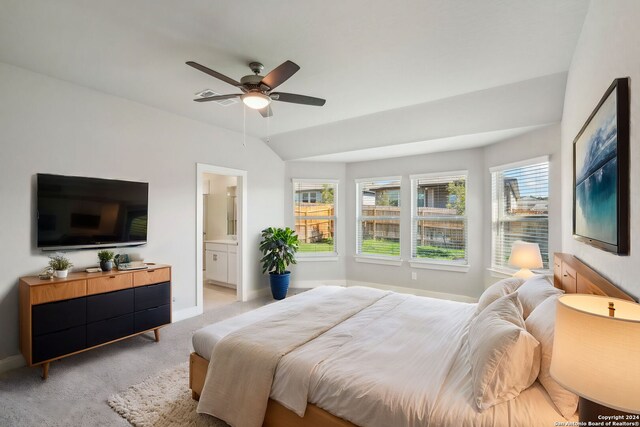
108;364;229;427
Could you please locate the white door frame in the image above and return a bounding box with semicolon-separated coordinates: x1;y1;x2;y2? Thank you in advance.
196;163;248;314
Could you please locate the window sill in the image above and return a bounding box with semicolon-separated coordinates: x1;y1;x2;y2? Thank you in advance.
409;260;470;273
297;255;339;262
354;256;403;266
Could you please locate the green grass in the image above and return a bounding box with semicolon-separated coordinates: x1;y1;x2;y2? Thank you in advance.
362;239;400;256
299;242;335;252
415;245;465;260
361;239;465;260
299;239;465;260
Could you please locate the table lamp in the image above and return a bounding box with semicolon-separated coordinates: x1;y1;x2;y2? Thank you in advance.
508;241;543;279
550;294;640;420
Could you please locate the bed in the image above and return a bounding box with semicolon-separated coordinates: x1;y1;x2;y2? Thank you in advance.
189;253;636;427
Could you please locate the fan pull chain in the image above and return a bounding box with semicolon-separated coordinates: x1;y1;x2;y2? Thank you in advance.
266;109;270;143
242;103;247;148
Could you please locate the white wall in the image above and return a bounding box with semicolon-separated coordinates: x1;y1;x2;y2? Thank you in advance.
0;62;285;361
483;124;562;285
287;125;562;299
284;162;347;285
344;148;486;298
561;0;640;299
204;174;237;240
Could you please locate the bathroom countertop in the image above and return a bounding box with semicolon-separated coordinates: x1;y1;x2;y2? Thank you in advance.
204;239;238;245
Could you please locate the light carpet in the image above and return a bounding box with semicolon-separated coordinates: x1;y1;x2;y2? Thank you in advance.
108;364;228;427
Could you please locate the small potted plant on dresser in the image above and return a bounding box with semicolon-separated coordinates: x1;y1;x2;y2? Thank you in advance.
259;227;299;300
97;250;115;272
48;254;73;278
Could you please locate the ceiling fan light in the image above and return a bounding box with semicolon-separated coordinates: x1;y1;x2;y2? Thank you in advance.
242;92;271;110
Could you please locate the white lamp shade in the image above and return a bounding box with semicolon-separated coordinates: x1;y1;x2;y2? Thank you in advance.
550;294;640;413
241;92;271;110
508;241;543;269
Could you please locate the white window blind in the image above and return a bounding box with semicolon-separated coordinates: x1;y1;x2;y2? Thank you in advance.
293;180;337;255
356;178;401;257
491;159;549;270
411;172;468;264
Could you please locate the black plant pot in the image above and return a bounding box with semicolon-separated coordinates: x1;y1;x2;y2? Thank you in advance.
100;260;113;272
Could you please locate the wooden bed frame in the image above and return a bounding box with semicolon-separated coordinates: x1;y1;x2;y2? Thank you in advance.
189;252;636;426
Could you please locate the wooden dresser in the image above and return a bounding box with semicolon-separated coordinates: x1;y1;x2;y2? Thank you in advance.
19;264;172;379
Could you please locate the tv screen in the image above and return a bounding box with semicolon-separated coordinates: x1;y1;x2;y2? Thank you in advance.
37;174;148;250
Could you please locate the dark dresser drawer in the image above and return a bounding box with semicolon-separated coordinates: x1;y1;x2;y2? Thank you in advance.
134;282;171;311
86;288;134;323
86;313;134;348
134;304;171;333
32;297;86;336
32;325;86;363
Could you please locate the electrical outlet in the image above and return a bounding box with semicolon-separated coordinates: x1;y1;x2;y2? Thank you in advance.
411;272;417;280
172;297;176;303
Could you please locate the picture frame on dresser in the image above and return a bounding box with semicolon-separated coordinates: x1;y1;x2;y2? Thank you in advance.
572;77;630;255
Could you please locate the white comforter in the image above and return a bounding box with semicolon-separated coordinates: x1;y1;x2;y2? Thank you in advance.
196;287;388;427
272;291;476;427
192;286;575;426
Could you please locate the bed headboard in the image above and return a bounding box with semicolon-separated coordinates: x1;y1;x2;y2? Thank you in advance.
553;253;636;302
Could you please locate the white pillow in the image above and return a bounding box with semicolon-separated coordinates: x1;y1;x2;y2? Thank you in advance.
517;275;564;319
525;295;578;418
468;292;541;411
476;277;524;313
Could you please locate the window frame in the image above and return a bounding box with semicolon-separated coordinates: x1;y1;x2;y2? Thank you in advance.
409;171;470;272
292;178;339;260
355;176;402;264
489;156;550;275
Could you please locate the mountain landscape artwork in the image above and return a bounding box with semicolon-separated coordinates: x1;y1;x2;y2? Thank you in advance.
574;90;618;245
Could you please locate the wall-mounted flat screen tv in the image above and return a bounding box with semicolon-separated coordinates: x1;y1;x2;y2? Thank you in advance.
37;174;148;250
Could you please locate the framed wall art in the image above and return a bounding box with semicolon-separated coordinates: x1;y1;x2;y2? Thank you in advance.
573;77;630;255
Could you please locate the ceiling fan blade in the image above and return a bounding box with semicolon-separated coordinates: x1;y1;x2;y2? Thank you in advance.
260;60;300;90
186;61;242;88
193;94;241;102
258;105;273;118
271;92;326;106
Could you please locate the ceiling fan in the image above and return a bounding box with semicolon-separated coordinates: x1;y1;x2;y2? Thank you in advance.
186;60;326;117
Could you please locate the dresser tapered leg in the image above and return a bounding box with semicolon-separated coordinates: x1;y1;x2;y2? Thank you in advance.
41;363;49;380
154;328;160;342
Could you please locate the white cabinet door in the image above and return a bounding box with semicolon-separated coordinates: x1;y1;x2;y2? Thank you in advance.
205;250;228;283
227;251;237;286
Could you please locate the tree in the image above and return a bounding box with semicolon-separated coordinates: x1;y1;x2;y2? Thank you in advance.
377;192;391;206
446;180;466;215
321;185;334;204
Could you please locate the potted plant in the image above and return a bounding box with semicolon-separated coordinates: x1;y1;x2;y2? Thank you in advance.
259;227;299;300
48;254;73;278
97;250;115;272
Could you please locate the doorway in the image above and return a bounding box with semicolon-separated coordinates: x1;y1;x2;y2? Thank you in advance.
196;164;247;313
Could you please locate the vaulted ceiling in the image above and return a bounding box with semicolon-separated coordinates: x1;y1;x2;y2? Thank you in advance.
0;0;589;161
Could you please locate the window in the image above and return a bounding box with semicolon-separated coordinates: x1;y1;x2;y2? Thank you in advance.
293;180;337;255
411;172;468;265
356;178;401;258
491;157;549;271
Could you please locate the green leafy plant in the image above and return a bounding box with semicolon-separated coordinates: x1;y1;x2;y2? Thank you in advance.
97;250;115;262
259;227;299;275
446;180;466;215
48;254;73;271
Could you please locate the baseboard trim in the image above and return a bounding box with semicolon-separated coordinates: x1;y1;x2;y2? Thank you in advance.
290;279;347;289
172;306;203;323
0;354;25;374
346;280;477;303
245;287;271;301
